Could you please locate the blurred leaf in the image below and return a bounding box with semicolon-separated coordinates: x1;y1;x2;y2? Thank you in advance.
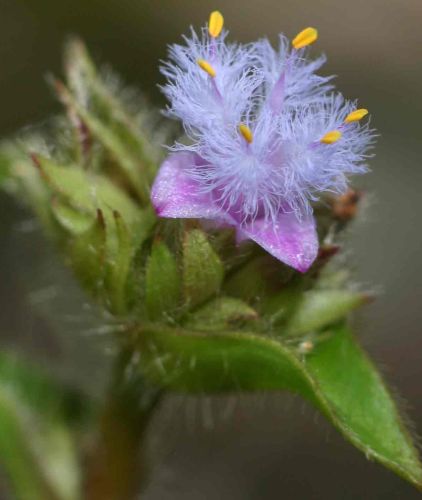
184;297;258;331
183;230;224;308
64;38;157;176
34;155;94;214
316;267;351;290
54;80;151;203
136;324;422;489
35;156;156;311
64;37;96;96
145;240;181;321
261;285;369;336
285;289;368;336
51;199;94;235
0;143;55;231
0;146;11;187
35;155;143;230
0;351;81;500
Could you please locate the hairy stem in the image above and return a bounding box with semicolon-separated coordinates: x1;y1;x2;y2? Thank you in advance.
84;349;163;500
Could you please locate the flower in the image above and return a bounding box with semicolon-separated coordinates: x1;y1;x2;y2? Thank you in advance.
151;11;375;272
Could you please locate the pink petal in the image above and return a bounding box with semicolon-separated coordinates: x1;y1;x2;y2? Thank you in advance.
151;152;223;219
239;211;319;272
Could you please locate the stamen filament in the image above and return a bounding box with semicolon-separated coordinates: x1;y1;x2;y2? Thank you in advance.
197;59;216;78
209;11;224;38
345;108;368;123
321;130;342;144
292;27;318;49
239;124;253;144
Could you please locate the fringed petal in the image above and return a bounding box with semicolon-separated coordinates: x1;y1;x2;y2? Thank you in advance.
151;152;223;220
239;210;319;272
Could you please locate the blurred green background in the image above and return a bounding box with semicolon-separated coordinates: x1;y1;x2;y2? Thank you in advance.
1;0;422;498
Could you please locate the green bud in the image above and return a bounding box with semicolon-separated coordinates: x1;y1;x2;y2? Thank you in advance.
145;240;181;321
184;296;258;331
224;254;294;303
68;208;106;296
286;289;369;336
182;229;224;308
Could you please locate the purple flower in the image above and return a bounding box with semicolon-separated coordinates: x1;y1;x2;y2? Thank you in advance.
151;12;375;272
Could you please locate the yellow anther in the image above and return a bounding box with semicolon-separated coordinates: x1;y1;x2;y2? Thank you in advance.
209;11;224;38
345;108;369;124
320;130;342;144
197;59;216;78
239;124;253;144
292;27;318;49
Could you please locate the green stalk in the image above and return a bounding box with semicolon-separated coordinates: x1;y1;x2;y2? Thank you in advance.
84;349;163;500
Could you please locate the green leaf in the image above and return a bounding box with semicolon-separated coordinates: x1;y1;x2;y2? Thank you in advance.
183;229;224;308
145;240;181;321
305;327;422;490
0;351;81;500
184;297;258;331
135;324;422;489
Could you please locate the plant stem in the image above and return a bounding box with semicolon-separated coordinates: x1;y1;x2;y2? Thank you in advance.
84;349;163;500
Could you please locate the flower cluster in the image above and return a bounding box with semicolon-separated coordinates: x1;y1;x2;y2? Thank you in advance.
151;11;375;272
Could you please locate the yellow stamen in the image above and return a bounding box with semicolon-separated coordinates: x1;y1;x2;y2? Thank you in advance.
239;124;253;144
320;130;342;144
292;27;318;49
197;59;216;78
209;11;224;38
345;108;369;124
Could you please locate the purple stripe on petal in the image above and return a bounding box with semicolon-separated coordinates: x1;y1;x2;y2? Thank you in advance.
268;71;286;113
239;211;319;272
151;152;222;220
